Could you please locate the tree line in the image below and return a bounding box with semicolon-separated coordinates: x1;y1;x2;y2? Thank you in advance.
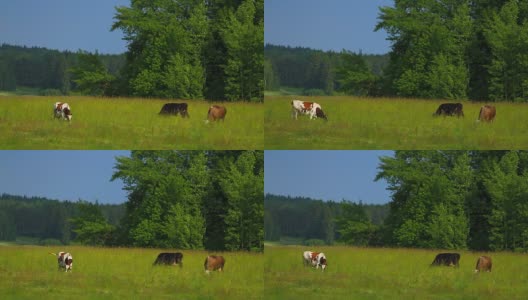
0;193;124;245
0;44;124;95
264;194;389;246
266;0;528;102
0;151;264;252
264;44;388;96
0;0;263;101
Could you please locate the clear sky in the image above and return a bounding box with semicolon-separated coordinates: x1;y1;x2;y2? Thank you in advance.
265;0;393;54
264;150;393;204
0;151;129;204
0;0;129;54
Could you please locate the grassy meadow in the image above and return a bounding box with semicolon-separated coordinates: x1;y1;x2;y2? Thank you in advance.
264;245;528;300
0;96;263;149
0;245;263;299
265;96;528;149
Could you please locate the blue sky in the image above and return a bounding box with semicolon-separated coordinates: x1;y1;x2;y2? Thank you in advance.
264;151;393;204
265;0;393;54
0;151;129;204
0;0;128;54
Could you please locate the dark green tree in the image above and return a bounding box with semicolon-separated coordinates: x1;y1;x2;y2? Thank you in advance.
70;201;115;246
69;52;115;96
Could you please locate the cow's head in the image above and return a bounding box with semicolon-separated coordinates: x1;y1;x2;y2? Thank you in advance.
315;107;327;121
63;108;72;121
320;257;327;270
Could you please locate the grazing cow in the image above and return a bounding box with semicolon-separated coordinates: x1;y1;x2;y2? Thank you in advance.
159;103;189;118
53;102;72;121
433;103;464;117
50;252;73;272
153;252;183;268
291;100;327;121
474;256;492;273
477;105;496;122
303;251;327;271
207;105;227;122
204;255;225;274
431;253;460;267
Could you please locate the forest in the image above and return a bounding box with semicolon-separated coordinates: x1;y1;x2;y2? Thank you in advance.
0;0;263;101
266;151;528;252
265;0;528;102
0;151;264;252
264;194;389;246
264;44;388;96
0;193;124;245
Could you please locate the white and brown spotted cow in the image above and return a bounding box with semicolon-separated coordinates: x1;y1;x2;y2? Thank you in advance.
204;255;225;274
291;100;327;121
50;252;73;272
303;251;327;271
53;102;72;121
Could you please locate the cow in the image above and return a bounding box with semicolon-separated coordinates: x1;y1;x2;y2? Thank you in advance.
303;251;327;271
477;105;496;122
430;253;460;267
291;100;327;121
50;252;73;272
433;103;464;117
474;256;492;273
53;102;72;121
204;255;225;274
206;105;227;123
159;103;189;118
153;252;183;268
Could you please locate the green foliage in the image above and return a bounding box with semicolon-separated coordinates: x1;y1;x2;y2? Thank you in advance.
69;52;116;96
0;193;124;245
337;51;378;96
112;0;263;101
265;194;389;246
264;44;387;96
376;0;471;99
70;201;115;246
375;150;528;251
112;151;263;251
0;44;124;95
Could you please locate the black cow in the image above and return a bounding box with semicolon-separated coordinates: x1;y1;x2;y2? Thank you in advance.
153;252;183;267
159;103;189;117
431;253;460;267
433;103;464;117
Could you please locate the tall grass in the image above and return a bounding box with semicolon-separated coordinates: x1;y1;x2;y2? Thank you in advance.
265;96;528;149
0;245;263;299
0;96;263;149
264;245;528;300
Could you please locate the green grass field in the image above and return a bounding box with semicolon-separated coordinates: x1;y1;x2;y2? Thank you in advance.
265;96;528;149
0;245;263;299
0;96;263;149
264;245;528;300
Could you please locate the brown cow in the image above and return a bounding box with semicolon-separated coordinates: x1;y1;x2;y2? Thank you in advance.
207;105;227;122
204;255;225;274
474;256;492;273
477;105;496;122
